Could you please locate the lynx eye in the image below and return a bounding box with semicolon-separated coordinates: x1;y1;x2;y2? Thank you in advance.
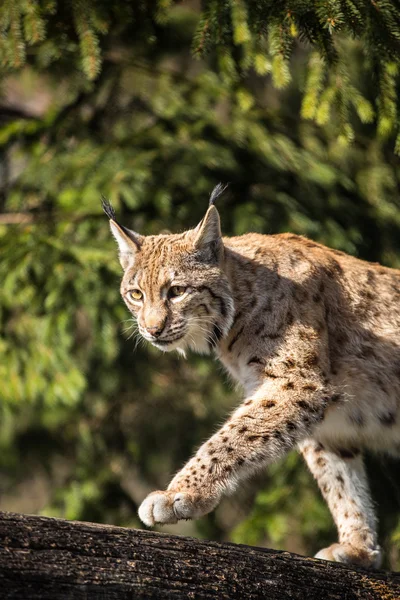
128;289;143;302
169;285;187;299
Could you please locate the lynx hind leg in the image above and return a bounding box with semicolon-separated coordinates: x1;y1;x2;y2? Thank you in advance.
300;439;382;569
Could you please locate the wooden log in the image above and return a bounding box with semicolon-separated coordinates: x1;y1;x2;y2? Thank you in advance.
0;511;399;599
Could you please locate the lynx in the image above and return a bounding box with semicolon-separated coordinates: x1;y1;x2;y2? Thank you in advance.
103;185;400;569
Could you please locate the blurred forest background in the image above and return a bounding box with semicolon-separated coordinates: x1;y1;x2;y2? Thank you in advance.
1;0;400;569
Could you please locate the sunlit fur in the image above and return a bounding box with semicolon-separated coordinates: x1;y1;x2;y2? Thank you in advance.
106;195;400;570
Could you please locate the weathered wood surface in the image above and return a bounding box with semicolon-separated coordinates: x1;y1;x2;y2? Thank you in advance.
0;511;399;599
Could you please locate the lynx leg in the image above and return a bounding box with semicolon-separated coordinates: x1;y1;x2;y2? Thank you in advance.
300;439;382;569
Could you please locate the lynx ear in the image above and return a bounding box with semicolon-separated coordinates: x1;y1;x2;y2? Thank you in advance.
193;205;223;261
109;221;143;269
102;198;143;269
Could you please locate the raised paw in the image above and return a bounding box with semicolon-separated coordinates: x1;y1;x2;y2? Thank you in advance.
315;542;382;569
138;490;202;527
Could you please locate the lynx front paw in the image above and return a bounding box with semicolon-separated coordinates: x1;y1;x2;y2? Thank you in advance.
138;491;201;526
315;543;382;569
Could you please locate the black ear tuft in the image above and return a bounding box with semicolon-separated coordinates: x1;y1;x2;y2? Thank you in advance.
101;195;117;221
209;183;229;207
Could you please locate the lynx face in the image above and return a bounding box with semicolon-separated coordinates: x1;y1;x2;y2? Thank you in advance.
106;206;234;355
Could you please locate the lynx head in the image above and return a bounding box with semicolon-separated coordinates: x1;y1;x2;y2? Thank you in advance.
103;185;234;355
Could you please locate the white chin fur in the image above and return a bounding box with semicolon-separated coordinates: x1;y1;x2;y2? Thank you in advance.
151;338;187;353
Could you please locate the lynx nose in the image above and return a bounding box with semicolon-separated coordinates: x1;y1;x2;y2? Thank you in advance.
145;324;164;337
144;309;166;338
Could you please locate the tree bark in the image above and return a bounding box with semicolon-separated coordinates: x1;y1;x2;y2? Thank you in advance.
0;511;399;599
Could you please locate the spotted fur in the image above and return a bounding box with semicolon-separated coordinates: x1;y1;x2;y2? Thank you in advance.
105;189;400;568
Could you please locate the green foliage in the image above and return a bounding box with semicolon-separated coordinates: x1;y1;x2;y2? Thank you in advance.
0;0;400;569
1;1;400;146
193;0;400;148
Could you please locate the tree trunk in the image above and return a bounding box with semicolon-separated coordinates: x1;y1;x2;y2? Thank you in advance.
0;511;399;599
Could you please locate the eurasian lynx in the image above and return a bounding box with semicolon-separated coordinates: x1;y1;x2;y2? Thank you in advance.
103;185;400;568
